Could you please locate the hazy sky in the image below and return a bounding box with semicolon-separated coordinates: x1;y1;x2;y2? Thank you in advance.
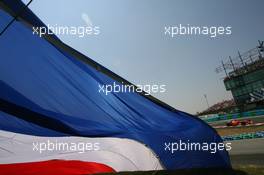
22;0;264;114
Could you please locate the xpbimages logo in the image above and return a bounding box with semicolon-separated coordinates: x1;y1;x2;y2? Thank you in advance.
164;24;232;38
32;24;100;37
164;140;232;154
98;82;166;95
32;140;100;154
32;13;100;37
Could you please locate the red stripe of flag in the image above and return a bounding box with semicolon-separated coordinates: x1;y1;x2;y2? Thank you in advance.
0;160;115;175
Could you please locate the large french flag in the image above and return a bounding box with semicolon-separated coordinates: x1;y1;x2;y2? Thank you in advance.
0;0;230;174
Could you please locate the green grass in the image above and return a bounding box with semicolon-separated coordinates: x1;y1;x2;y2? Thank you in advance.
233;165;264;175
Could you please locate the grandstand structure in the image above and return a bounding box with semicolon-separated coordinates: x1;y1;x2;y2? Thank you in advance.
216;41;264;111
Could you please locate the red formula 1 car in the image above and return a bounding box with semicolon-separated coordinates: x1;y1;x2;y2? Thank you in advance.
240;119;253;126
226;119;253;126
226;119;240;126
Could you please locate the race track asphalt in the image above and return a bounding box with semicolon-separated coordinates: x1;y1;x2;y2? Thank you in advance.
226;138;264;166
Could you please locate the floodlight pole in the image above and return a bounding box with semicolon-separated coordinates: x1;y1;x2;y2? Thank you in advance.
221;61;228;77
229;56;235;71
238;51;245;67
204;94;210;108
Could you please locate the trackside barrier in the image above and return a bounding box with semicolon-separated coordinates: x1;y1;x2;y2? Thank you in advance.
203;109;264;123
222;131;264;141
